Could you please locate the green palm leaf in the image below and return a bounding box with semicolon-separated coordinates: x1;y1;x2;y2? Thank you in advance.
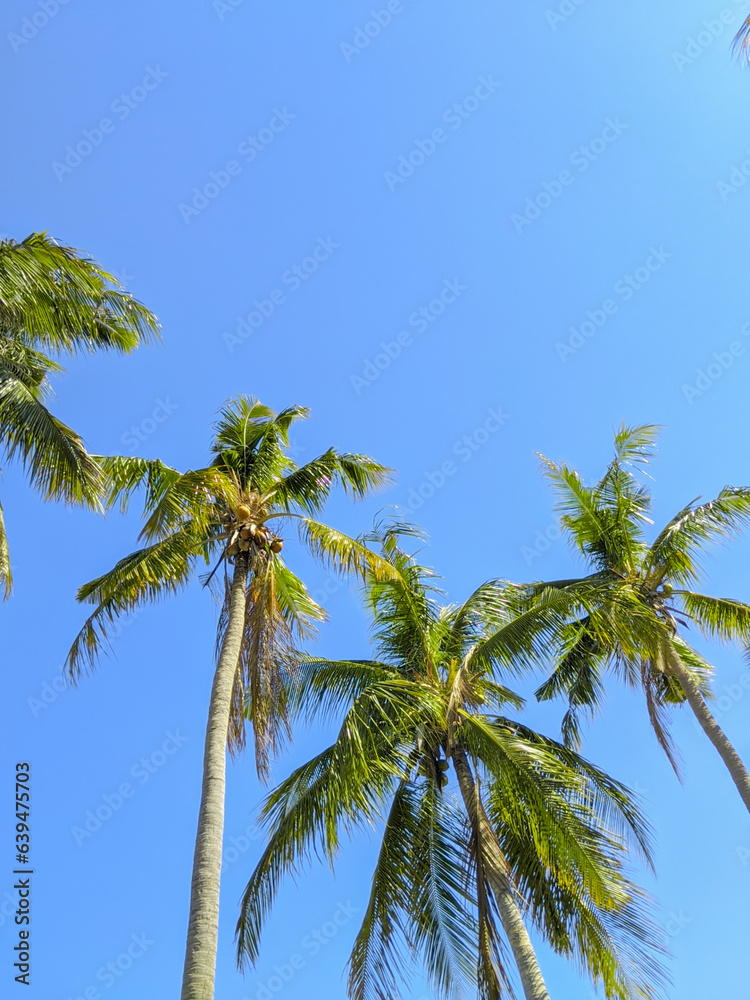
297;517;404;584
348;781;419;1000
643;488;750;587
0;373;102;507
409;782;479;1000
66;527;207;677
0;232;160;354
675;591;750;642
94;455;182;514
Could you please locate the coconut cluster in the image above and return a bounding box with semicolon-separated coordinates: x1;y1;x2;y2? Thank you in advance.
222;504;283;561
418;753;449;789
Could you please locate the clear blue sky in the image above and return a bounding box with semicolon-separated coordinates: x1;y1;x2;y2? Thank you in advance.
2;1;750;997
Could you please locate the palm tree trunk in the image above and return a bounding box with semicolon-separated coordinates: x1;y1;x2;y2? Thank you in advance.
451;745;551;1000
180;554;249;1000
668;651;750;814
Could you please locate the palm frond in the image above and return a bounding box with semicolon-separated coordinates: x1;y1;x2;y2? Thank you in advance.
0;336;63;394
235;681;419;967
234;556;309;775
539;426;657;575
0;373;102;507
266;448;340;514
139;467;238;541
93;454;182;514
534;617;608;748
678;591;750;644
641;660;681;777
409;782;479;1000
248;406;304;489
644;487;750;587
348;781;418;1000
365;548;443;678
609;424;660;470
287;656;397;724
464;771;516;1000
538;454;610;568
269;449;392;515
336;452;394;499
468;586;588;678
211;396;301;488
668;636;713;699
0;498;12;599
297;517;405;585
445;581;519;661
467;720;667;998
66;527;205;678
733;16;750;60
0;232;160;354
464;715;655;868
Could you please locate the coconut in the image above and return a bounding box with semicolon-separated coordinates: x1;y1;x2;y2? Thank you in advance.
438;760;449;772
238;538;251;551
227;542;239;557
236;504;252;521
270;539;283;553
240;525;252;540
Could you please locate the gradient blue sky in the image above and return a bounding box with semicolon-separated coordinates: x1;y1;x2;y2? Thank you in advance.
3;1;750;997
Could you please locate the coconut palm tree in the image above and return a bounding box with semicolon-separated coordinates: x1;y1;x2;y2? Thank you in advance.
65;396;394;1000
528;424;750;814
0;231;159;596
236;522;667;1000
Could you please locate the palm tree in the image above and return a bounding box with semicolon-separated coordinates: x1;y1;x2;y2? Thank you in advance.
0;231;159;596
528;424;750;814
236;522;666;1000
65;396;393;1000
